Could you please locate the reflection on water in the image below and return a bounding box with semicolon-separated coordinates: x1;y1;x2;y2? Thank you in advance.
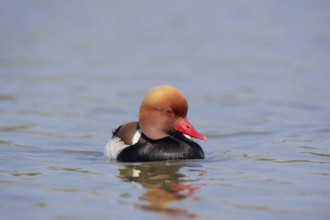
116;161;206;218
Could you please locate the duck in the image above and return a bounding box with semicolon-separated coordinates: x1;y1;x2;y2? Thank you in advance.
104;85;206;162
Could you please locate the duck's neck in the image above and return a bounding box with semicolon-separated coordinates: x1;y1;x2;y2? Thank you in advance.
138;110;171;140
138;120;169;140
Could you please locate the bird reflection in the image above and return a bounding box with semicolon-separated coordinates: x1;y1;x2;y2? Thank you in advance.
116;161;206;218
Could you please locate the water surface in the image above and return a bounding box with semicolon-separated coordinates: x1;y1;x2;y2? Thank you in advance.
1;1;330;219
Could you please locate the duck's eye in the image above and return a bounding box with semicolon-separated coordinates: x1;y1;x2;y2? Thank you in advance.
165;109;173;116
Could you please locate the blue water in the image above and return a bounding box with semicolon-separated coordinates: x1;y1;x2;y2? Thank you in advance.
1;1;330;219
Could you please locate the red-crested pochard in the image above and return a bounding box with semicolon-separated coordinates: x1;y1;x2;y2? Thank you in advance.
104;85;206;162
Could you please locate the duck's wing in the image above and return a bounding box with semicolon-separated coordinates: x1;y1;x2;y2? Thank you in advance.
104;121;141;159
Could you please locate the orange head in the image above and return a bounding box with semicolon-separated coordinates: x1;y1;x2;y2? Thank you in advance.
138;85;207;141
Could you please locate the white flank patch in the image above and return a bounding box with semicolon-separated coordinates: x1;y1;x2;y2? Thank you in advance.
132;130;142;145
104;137;129;159
104;130;141;160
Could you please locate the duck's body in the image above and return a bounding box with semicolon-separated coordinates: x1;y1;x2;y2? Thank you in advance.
104;85;206;162
105;122;204;162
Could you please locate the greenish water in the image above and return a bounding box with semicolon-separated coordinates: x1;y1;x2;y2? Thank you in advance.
1;1;330;219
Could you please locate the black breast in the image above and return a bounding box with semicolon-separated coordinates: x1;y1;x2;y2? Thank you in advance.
117;132;205;162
